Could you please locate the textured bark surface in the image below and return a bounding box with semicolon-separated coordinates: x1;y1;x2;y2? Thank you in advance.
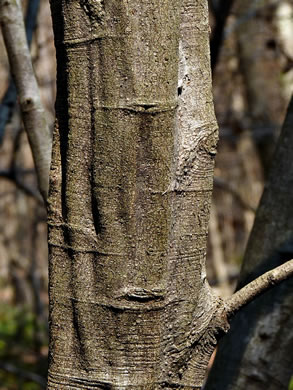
47;0;227;389
205;97;293;390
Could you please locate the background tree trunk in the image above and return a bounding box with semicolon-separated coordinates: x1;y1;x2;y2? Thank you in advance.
205;96;293;390
234;0;285;172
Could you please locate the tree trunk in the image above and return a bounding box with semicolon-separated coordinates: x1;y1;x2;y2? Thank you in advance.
47;0;293;388
205;96;293;390
234;0;285;172
47;0;226;388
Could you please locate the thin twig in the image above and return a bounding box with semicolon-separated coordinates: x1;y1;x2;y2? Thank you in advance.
0;362;46;387
225;259;293;318
0;169;43;204
214;176;256;212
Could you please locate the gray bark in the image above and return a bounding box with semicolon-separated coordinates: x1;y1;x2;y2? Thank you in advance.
47;0;293;388
205;96;293;390
47;1;226;388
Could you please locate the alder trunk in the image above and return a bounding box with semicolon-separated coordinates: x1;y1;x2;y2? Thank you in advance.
47;0;226;388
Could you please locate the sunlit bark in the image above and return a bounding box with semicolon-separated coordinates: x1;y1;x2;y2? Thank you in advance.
47;1;293;388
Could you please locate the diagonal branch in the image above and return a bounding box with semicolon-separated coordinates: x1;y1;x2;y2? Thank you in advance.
0;0;41;144
214;176;255;212
0;0;52;201
0;169;43;204
224;259;293;318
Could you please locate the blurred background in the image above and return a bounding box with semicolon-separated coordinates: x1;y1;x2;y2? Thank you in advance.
0;0;292;388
